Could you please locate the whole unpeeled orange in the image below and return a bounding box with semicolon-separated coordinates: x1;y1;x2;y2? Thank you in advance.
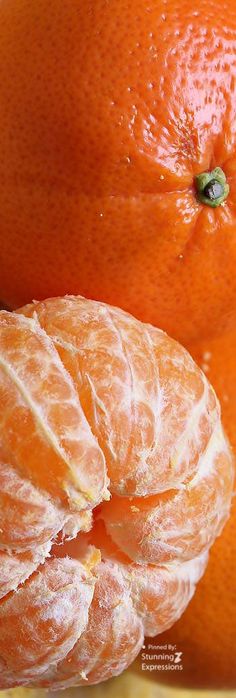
1;0;236;342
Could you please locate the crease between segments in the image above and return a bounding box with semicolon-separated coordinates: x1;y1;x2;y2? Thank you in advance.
0;336;108;507
0;351;77;491
105;306;136;479
31;311;111;501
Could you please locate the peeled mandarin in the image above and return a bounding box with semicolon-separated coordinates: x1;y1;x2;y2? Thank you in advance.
0;296;233;688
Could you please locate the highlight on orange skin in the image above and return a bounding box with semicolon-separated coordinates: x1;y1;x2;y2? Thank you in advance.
0;296;234;689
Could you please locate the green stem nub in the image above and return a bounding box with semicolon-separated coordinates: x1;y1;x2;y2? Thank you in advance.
195;167;229;208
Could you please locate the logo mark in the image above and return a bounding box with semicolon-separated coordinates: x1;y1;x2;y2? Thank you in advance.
174;652;183;664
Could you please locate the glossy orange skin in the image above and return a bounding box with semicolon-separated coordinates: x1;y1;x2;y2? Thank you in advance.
1;2;236;341
147;330;236;689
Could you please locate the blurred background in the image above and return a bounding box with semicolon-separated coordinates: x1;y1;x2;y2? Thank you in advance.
1;672;236;698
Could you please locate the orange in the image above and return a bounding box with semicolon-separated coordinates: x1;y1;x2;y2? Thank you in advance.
1;1;236;342
0;295;233;689
147;329;236;690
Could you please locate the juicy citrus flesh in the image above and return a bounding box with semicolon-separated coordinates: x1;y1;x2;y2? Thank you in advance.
1;0;236;342
136;329;236;689
0;296;233;688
